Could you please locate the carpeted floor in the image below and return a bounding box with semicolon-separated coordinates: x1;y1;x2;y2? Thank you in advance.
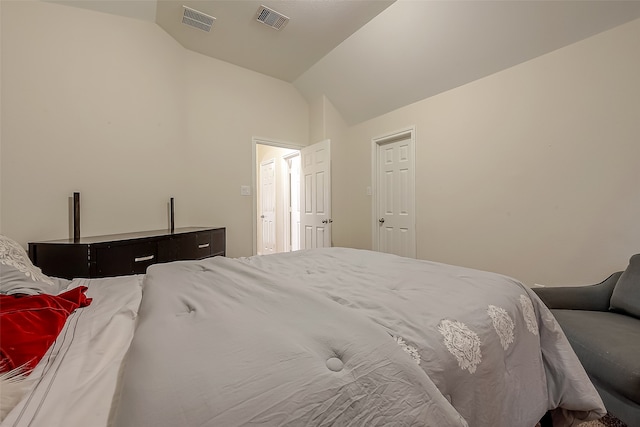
535;413;628;427
597;413;629;427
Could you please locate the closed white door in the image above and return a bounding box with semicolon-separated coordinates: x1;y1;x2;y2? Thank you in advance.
375;131;415;258
259;159;276;255
300;140;331;249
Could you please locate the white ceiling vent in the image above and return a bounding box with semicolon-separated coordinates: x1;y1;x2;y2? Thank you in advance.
182;6;215;32
256;5;289;30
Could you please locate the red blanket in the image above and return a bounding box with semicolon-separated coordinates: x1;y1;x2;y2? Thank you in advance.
0;287;92;372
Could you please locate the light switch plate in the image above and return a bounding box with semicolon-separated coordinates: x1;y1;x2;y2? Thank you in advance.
240;185;251;196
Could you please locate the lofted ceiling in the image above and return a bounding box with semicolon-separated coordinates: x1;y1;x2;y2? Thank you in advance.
156;0;395;83
49;0;640;125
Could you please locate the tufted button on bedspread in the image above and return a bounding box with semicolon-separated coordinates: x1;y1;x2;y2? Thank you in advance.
326;356;344;372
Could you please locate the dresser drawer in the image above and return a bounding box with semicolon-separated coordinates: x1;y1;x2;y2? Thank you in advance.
194;231;214;259
159;232;212;261
178;230;215;260
210;228;225;256
29;243;90;279
94;241;158;276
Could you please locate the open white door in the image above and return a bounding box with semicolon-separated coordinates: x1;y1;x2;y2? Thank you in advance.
300;140;331;249
259;159;276;255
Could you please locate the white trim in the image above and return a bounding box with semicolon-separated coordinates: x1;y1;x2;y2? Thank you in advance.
252;137;304;256
282;151;300;253
370;126;416;256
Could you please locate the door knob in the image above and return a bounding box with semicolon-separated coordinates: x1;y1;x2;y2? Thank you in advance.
322;219;333;224
379;218;385;224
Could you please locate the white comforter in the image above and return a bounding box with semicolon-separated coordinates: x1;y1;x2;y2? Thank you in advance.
112;248;604;427
3;248;605;427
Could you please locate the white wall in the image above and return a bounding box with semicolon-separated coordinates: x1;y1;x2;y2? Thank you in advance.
4;1;638;286
179;51;308;257
308;96;348;248
1;1;187;245
338;17;640;287
322;97;348;248
0;1;308;257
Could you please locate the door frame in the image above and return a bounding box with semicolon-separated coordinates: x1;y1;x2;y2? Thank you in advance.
252;137;304;256
282;151;301;253
370;126;416;256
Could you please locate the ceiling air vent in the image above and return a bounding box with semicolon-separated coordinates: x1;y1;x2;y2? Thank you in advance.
256;5;289;30
182;6;215;32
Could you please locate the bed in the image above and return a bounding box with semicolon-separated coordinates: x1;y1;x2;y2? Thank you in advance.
1;235;606;427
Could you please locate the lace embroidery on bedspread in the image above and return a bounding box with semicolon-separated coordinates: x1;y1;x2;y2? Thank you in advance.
519;294;539;336
392;336;421;364
0;236;54;285
487;305;515;350
437;319;482;374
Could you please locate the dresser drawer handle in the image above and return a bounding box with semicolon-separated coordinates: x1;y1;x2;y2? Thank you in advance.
198;243;210;249
134;255;155;263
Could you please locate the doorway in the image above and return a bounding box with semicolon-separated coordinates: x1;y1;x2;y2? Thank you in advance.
253;139;302;255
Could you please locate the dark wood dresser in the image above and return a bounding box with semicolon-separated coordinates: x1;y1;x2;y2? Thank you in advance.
28;227;225;279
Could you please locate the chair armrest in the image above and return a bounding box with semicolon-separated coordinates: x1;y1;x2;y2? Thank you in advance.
532;272;622;311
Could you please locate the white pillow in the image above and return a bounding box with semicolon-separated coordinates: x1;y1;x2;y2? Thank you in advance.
0;235;59;295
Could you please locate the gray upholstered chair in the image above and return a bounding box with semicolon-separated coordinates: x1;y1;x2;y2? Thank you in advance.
533;254;640;427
